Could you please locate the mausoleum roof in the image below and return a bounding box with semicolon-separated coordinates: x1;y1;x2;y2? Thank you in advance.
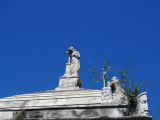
0;89;105;110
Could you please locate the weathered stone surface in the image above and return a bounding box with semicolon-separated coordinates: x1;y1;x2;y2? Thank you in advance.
134;92;149;116
0;89;151;119
0;89;102;109
63;47;80;78
55;77;80;91
25;107;125;119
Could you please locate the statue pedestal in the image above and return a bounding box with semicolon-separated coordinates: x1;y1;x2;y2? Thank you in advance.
55;76;80;91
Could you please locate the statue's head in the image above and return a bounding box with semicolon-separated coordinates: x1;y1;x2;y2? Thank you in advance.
66;46;74;54
66;46;75;54
69;46;75;51
137;92;149;116
110;76;121;93
111;76;119;82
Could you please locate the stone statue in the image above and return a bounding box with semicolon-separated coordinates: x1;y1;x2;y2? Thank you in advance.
56;46;81;90
136;92;149;116
101;76;126;104
63;47;80;77
110;76;123;94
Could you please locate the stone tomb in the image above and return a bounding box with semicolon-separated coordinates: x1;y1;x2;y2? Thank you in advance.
0;47;152;120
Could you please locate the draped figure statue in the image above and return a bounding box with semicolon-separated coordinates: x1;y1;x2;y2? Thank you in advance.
63;47;80;77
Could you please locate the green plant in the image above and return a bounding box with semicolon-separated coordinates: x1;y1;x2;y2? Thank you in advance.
77;79;83;88
87;60;112;87
119;70;144;115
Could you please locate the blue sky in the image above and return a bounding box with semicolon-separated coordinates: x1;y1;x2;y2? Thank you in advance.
0;0;160;119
